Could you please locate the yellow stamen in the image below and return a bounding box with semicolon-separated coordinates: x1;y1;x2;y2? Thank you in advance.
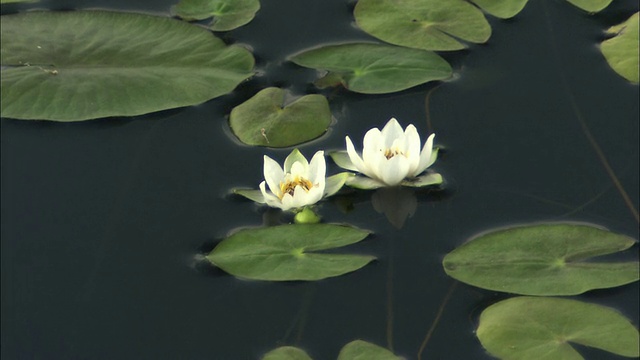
384;148;403;159
279;176;314;199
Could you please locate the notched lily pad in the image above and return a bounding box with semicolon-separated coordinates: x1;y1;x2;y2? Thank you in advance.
443;223;639;295
172;0;260;31
470;0;529;19
262;346;313;360
338;340;402;360
601;12;639;84
229;87;332;147
289;43;452;94
565;0;613;12
354;0;491;51
477;297;640;359
0;11;254;121
206;224;375;281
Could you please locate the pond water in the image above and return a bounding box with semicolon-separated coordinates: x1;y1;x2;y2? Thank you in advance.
1;0;638;359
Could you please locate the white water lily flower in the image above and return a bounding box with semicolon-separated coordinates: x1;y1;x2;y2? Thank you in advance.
235;149;351;211
331;118;443;189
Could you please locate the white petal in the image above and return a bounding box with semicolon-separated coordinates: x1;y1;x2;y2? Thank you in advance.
378;155;411;186
346;136;370;175
362;128;383;172
304;185;324;205
284;149;308;174
404;125;421;174
280;193;295;211
380;118;404;148
330;151;359;171
324;172;353;196
307;150;326;187
260;181;284;209
413;133;436;177
290;161;306;177
263;156;284;197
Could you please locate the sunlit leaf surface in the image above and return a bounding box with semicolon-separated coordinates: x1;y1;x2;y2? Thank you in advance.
354;0;491;51
565;0;613;12
470;0;529;19
478;297;640;360
0;11;254;121
601;12;639;83
290;43;451;94
337;340;402;360
443;223;639;295
229;87;331;147
172;0;260;31
262;346;313;360
207;224;374;281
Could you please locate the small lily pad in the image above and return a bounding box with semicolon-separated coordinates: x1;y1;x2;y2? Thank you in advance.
0;11;254;121
470;0;529;19
289;43;452;94
172;0;260;31
229;87;331;147
338;340;402;360
477;297;640;359
565;0;613;12
601;12;639;83
354;0;491;51
207;224;375;281
262;346;313;360
442;223;639;295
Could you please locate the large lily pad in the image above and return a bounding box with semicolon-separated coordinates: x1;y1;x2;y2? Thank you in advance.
229;87;331;147
289;43;452;94
338;340;402;360
172;0;260;31
262;346;313;360
0;11;254;121
601;12;639;84
353;0;491;51
442;223;639;295
206;224;374;281
470;0;529;19
565;0;613;12
477;297;640;359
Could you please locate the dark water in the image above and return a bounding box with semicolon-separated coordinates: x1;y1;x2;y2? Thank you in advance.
2;0;638;359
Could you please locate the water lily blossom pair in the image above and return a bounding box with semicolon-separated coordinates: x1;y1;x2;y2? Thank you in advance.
235;118;442;212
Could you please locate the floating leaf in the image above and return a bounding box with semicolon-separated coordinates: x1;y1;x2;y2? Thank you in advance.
1;0;38;3
601;12;639;84
207;224;374;281
229;87;331;147
262;346;313;360
477;297;640;360
172;0;260;31
442;223;639;295
0;11;254;121
337;340;402;360
470;0;529;19
289;43;452;94
354;0;491;51
565;0;613;12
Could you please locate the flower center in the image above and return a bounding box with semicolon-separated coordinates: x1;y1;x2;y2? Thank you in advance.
279;175;314;199
384;148;404;159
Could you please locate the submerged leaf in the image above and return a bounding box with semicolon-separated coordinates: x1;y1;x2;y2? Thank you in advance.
262;346;313;360
443;223;639;295
565;0;613;12
477;297;640;359
601;12;639;83
207;224;374;281
0;11;254;121
337;340;402;360
470;0;529;19
290;43;452;94
229;87;331;147
354;0;491;51
172;0;260;31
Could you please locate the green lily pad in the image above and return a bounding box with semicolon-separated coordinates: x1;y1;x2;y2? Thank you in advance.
601;12;639;84
229;87;331;147
477;297;640;360
262;346;313;360
565;0;613;12
207;224;375;281
0;11;254;121
353;0;491;51
337;340;402;360
470;0;529;19
289;43;452;94
1;0;38;3
442;223;639;295
172;0;260;31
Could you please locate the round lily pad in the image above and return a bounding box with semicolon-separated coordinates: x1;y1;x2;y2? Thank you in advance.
601;12;639;84
172;0;260;31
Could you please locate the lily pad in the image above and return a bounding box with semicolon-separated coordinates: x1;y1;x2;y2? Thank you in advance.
0;11;254;121
353;0;491;51
229;87;331;147
262;346;313;360
565;0;613;12
470;0;529;19
601;12;639;83
206;224;375;281
477;297;640;360
442;223;639;295
337;340;402;360
172;0;260;31
1;0;38;3
289;43;452;94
